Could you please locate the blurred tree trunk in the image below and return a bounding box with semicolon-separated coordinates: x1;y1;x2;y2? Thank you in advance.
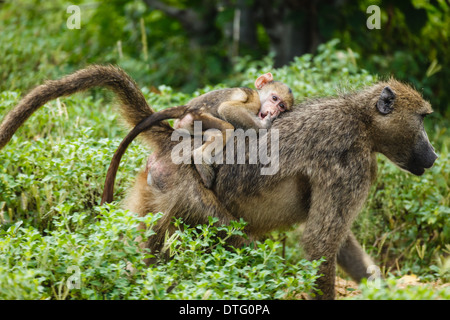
236;0;260;56
143;0;220;50
142;0;339;68
142;0;225;88
256;0;326;67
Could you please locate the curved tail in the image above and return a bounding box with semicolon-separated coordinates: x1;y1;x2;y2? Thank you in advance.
0;65;151;149
101;105;187;204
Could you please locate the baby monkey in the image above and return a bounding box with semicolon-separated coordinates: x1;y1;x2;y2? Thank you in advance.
168;72;294;188
102;73;293;203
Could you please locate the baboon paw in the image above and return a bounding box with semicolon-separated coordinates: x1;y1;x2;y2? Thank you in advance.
262;116;273;129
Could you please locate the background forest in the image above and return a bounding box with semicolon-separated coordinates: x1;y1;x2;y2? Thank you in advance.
0;0;448;300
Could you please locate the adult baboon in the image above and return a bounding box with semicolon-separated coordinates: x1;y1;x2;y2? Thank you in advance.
0;66;437;299
123;80;437;300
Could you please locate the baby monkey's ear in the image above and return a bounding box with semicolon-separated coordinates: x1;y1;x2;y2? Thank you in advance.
255;72;273;90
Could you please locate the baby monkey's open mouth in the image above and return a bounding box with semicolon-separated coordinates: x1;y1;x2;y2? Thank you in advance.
258;111;268;119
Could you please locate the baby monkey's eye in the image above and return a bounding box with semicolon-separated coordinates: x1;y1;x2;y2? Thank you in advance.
279;103;286;111
272;95;278;101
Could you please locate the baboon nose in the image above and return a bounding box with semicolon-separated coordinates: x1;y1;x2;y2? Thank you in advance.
433;151;438;160
422;150;438;169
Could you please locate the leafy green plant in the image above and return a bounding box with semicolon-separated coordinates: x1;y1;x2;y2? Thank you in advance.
353;278;450;300
139;217;323;299
0;204;158;299
0;207;322;299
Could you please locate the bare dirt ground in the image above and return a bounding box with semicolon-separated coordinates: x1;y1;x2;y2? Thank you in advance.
335;277;361;298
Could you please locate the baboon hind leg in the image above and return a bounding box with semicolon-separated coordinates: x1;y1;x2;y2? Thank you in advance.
124;168;243;264
337;231;376;283
191;113;235;189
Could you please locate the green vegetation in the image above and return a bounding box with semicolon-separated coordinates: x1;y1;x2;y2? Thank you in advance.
1;1;449;115
354;278;450;300
0;210;322;299
0;0;448;300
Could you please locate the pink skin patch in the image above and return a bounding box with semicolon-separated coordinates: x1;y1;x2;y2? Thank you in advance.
146;154;174;189
174;113;194;131
258;92;287;119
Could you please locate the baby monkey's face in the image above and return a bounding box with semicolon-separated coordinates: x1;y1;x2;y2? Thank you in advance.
257;80;294;120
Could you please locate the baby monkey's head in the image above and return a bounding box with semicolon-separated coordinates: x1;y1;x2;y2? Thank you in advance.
255;72;294;120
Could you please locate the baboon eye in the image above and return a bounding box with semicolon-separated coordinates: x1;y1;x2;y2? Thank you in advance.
272;95;278;102
279;103;286;111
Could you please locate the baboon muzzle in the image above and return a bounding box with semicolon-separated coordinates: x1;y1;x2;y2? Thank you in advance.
407;138;438;176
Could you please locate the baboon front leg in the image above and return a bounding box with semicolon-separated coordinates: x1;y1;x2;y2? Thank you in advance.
302;183;368;300
218;100;271;130
302;222;341;300
337;231;376;283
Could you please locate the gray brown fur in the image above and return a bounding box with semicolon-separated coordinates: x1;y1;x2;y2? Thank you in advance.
0;66;437;299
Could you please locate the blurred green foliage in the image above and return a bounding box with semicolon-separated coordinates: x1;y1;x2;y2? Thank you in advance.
334;0;450;116
0;0;448;113
0;0;230;92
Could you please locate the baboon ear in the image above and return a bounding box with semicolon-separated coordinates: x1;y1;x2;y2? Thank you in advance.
255;72;273;89
376;86;396;115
